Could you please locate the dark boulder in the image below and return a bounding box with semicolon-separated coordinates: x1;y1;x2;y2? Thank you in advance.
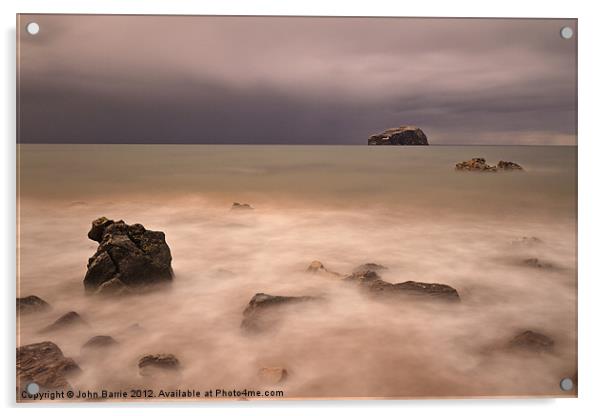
82;335;118;350
40;311;86;333
497;160;524;170
138;354;180;376
242;293;317;332
17;295;50;314
17;341;80;392
369;126;428;145
83;218;174;294
508;330;554;352
455;158;498;172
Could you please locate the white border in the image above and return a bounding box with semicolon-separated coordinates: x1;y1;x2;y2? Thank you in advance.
2;1;601;415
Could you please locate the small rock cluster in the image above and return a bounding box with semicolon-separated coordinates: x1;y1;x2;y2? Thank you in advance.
241;261;461;334
455;158;523;172
321;261;459;301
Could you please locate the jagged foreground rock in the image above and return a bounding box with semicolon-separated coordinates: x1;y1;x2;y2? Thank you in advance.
369;126;429;145
17;341;80;392
83;217;174;294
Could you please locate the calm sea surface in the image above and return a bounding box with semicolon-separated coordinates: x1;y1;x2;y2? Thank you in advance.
17;144;577;399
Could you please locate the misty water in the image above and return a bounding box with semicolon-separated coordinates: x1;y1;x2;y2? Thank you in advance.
17;144;577;399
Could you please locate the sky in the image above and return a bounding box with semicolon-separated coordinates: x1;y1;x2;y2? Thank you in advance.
17;15;577;145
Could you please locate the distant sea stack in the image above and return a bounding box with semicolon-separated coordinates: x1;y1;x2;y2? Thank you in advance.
368;126;429;145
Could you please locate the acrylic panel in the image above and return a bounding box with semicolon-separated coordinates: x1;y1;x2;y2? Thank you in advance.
16;15;577;402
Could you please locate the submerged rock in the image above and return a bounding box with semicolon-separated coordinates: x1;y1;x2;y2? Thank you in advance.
522;258;554;269
17;295;50;314
241;293;317;332
83;217;174;294
508;330;554;353
231;202;253;210
82;335;118;350
138;354;180;376
126;323;145;333
40;311;86;333
511;236;543;246
258;367;288;384
344;269;383;284
343;267;460;302
243;293;317;315
305;260;342;278
369;126;428;145
351;263;388;274
211;268;237;279
306;260;326;273
497;160;524;170
367;280;461;302
17;341;80;392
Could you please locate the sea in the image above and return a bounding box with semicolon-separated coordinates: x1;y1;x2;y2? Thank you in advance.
16;144;577;399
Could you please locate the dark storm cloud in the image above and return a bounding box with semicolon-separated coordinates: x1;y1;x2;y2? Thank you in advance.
17;15;576;144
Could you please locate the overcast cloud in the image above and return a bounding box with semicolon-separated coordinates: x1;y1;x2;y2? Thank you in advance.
17;15;577;144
